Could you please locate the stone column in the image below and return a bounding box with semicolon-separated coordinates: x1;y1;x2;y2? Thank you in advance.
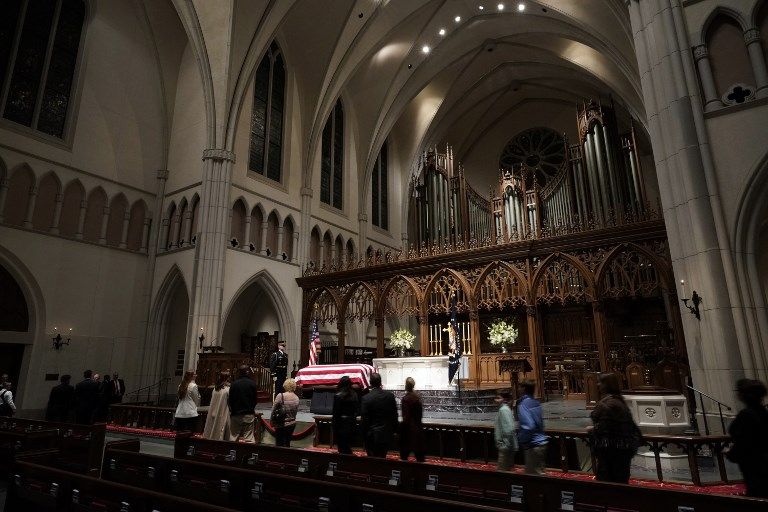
140;217;151;253
276;225;284;259
744;29;768;99
50;193;63;234
180;210;192;247
260;219;269;255
243;213;251;248
189;149;236;368
298;187;313;266
357;212;368;261
169;211;182;249
119;209;131;248
75;200;87;239
98;206;110;245
0;178;8;223
23;186;38;229
291;230;300;263
692;45;722;111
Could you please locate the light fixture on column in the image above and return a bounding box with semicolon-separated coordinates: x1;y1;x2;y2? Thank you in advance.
679;280;701;320
198;327;205;347
52;327;72;350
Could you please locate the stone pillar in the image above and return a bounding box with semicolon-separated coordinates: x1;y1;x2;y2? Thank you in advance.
627;0;749;404
260;219;269;255
140;217;150;253
330;240;337;267
23;186;38;229
98;206;110;245
50;193;63;234
170;211;182;249
744;29;768;99
243;213;251;248
189;149;236;369
75;200;87;239
180;210;192;246
692;45;722;111
291;230;299;263
0;178;8;223
119;209;131;248
298;187;313;266
358;212;368;261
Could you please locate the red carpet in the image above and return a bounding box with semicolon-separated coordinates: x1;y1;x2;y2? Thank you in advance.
306;446;746;497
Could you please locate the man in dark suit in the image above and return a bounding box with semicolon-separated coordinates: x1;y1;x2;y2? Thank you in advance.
269;341;289;397
111;372;126;404
360;372;398;457
74;370;100;424
46;374;74;422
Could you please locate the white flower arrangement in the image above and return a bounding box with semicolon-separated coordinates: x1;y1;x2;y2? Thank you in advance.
488;320;518;349
389;329;415;351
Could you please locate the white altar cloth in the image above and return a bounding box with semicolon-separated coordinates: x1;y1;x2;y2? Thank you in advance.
372;356;467;391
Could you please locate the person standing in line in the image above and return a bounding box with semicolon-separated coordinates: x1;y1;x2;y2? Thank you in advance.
271;378;300;447
360;372;398;458
589;373;641;484
95;374;112;422
726;379;768;498
399;377;425;462
332;376;359;455
269;341;289;397
516;379;548;474
174;371;200;432
228;365;258;442
494;389;517;471
0;379;16;417
74;370;100;424
111;373;126;404
46;375;74;422
203;370;231;440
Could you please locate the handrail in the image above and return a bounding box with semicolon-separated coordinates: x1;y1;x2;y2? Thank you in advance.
686;384;732;435
124;377;172;405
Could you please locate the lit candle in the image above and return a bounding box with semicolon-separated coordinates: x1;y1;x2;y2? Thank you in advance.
680;279;686;299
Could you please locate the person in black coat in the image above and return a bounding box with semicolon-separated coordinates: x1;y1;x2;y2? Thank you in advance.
360;373;398;458
111;373;126;404
269;341;289;397
727;378;768;498
332;376;359;454
74;370;100;424
46;375;74;422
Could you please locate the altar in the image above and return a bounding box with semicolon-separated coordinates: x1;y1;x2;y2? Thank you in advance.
373;356;468;391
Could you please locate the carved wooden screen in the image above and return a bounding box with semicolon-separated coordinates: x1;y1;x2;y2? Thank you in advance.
427;272;469;313
601;249;661;299
312;289;339;324
381;277;419;317
535;257;591;305
345;284;375;322
476;263;527;310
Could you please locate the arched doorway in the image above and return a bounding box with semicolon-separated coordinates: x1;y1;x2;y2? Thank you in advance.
0;263;31;398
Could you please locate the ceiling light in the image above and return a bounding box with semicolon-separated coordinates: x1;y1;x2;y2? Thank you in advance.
497;3;504;10
454;15;461;22
439;28;446;36
422;45;431;54
517;2;525;11
478;5;484;10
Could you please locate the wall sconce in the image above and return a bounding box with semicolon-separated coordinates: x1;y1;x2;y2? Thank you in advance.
198;327;205;347
679;280;702;320
52;327;72;350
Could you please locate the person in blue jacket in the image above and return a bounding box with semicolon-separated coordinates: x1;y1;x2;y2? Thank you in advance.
516;379;548;474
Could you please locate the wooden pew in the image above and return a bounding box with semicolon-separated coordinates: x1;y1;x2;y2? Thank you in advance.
0;425;58;472
166;436;761;512
108;404;211;434
0;418;106;475
101;447;516;512
7;457;238;512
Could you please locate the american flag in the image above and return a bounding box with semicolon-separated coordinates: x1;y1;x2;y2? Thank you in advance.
308;319;320;366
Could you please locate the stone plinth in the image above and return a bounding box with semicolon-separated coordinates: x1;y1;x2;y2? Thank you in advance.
373;356;468;391
624;393;689;428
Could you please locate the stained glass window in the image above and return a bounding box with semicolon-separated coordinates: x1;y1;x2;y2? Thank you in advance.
372;141;388;229
321;99;344;210
1;0;85;138
248;42;285;183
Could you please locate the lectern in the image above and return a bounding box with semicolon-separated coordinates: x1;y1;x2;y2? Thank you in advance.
498;357;533;400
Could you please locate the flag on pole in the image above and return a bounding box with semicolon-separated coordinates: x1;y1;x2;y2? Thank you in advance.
448;292;462;384
309;318;320;366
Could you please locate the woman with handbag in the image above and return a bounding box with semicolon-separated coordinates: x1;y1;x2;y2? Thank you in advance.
271;378;300;447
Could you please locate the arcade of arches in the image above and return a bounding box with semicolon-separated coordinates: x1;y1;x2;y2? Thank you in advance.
0;0;766;421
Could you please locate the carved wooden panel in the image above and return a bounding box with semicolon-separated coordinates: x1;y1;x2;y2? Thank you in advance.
601;249;661;298
382;277;419;316
427;271;470;313
345;284;375;322
476;263;527;310
535;258;592;305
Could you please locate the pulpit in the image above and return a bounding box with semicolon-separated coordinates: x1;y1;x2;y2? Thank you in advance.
498;357;533;400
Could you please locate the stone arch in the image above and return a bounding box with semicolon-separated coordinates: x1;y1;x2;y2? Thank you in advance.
82;186;107;242
751;0;768;27
699;6;749;44
531;253;595;305
32;171;61;232
3;164;36;226
424;268;474;315
309;225;322;266
230;198;247;246
189;193;200;242
59;179;85;236
703;9;756;98
282;215;296;261
334;234;344;267
345;238;356;265
126;200;148;251
265;210;280;256
321;229;333;267
474;261;529;310
106;193;129;246
221;270;297;356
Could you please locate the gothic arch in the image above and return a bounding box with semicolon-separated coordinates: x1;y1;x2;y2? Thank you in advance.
423;268;474;314
340;282;377;322
595;243;672;297
531;252;595;305
32;171;62;231
377;275;422;318
474;261;529;310
696;6;750;46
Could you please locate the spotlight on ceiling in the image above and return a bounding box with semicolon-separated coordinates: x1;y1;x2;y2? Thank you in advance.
422;45;431;54
497;3;505;10
454;15;461;22
439;28;446;36
517;2;525;11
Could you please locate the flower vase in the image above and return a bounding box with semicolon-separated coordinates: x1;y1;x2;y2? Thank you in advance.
398;348;405;358
501;346;507;354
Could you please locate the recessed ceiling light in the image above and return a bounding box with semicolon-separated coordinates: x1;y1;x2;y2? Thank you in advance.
422;45;431;54
454;15;461;22
497;3;505;10
517;2;525;11
439;28;446;36
478;5;484;10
